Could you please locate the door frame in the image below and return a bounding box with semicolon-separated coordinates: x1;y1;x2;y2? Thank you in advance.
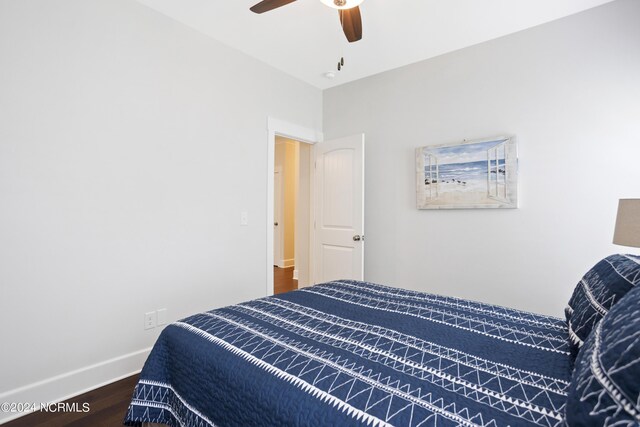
266;117;322;296
273;166;283;267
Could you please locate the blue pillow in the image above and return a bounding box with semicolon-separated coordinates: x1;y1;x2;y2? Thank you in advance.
565;254;640;358
565;283;640;426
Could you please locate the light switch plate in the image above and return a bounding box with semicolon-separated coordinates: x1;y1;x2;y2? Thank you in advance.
144;311;156;330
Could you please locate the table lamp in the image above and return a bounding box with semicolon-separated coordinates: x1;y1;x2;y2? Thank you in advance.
613;199;640;248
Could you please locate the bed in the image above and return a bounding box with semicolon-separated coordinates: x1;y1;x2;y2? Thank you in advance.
124;255;640;427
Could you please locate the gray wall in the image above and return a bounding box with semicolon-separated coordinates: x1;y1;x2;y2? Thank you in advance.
323;0;640;316
0;0;321;414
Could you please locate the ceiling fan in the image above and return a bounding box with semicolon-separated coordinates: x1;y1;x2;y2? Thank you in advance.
249;0;363;43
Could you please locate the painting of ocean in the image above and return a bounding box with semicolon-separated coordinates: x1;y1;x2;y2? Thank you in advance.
416;136;517;209
424;160;505;191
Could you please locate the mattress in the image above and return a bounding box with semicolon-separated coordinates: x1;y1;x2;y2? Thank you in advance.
124;280;572;427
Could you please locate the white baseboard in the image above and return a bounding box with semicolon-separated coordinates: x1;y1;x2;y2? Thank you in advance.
292;269;299;280
276;259;295;268
282;258;294;268
0;347;152;425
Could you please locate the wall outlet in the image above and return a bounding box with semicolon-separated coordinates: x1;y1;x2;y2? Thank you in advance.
157;308;167;326
144;311;156;330
240;211;248;226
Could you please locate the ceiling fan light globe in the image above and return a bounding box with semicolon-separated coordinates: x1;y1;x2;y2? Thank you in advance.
319;0;364;10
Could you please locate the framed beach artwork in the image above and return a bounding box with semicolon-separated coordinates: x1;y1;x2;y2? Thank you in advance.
416;136;518;209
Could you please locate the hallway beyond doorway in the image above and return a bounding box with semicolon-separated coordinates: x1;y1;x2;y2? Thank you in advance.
274;266;297;294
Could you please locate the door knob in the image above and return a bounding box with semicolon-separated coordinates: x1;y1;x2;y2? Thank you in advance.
353;235;361;241
274;222;279;226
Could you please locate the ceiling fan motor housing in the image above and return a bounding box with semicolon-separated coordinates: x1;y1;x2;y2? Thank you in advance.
319;0;364;10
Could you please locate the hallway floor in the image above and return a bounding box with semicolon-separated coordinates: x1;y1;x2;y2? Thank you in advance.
274;266;297;294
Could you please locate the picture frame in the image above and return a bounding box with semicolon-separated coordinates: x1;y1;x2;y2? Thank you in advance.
416;136;518;209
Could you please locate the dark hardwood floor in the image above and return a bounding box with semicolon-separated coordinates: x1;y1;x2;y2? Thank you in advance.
4;375;138;427
274;266;298;294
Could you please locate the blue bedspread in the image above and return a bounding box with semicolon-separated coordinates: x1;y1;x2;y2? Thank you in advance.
124;281;572;427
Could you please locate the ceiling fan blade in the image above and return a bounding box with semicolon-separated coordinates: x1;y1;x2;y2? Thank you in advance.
250;0;296;14
338;6;362;43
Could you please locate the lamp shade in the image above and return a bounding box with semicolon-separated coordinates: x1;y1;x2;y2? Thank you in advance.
613;199;640;248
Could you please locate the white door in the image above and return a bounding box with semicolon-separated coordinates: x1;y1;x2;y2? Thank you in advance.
313;134;364;283
274;168;283;267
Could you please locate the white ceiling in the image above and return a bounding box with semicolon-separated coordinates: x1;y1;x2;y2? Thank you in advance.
135;0;615;89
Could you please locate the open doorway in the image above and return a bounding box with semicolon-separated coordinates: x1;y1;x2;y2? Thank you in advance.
273;136;312;294
266;119;364;296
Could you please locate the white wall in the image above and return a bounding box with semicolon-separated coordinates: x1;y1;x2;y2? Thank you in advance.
0;0;321;419
323;0;640;316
